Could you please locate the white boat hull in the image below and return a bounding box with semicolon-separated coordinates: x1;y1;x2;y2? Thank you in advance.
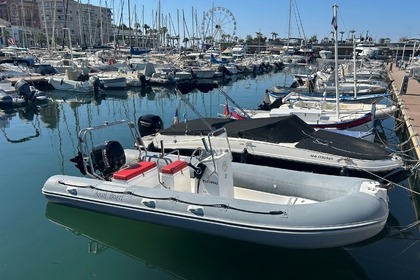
43;156;389;249
48;77;93;93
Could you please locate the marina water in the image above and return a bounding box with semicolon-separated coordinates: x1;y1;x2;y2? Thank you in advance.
1;71;419;279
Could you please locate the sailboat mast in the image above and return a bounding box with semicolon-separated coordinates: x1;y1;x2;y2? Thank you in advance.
287;0;291;49
20;0;27;48
351;30;357;98
40;0;50;52
333;4;340;118
78;0;83;47
100;0;104;46
128;0;131;47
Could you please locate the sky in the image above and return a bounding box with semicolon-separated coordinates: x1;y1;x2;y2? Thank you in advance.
87;0;419;43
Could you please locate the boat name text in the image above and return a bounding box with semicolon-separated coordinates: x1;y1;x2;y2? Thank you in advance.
310;154;334;161
95;191;124;202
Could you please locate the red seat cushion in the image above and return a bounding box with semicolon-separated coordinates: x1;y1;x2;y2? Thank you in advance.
161;160;189;174
113;161;157;180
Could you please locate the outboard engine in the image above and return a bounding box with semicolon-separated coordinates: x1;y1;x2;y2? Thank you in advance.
138;114;164;136
89;76;103;95
0;93;13;107
15;79;35;102
137;73;151;87
91;140;126;178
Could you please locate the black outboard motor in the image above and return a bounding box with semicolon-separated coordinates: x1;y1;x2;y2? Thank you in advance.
138;114;164;136
91;140;126;179
90;76;103;95
138;74;151;87
15;79;35;102
0;93;13;107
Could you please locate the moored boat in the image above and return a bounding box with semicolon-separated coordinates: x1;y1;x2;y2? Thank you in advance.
139;114;408;181
42;119;390;249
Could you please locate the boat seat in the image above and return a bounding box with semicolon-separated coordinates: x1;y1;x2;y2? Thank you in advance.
112;161;159;187
159;160;191;192
161;160;189;175
113;161;157;181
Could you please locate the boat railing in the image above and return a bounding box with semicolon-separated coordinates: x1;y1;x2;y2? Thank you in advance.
77;119;146;180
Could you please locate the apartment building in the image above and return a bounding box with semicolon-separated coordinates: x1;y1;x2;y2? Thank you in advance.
0;0;113;48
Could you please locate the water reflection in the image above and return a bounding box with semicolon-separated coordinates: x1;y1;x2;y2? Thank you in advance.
0;105;45;143
45;203;370;280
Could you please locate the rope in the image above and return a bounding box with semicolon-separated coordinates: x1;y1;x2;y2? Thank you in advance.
58;180;286;216
354;168;420;196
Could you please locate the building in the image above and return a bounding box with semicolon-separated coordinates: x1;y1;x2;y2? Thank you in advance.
0;0;113;49
39;0;113;48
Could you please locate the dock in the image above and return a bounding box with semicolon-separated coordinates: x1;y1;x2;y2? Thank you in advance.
6;76;53;90
389;66;420;159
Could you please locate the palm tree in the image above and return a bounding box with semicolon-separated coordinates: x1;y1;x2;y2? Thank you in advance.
35;32;47;48
159;26;168;47
2;28;10;47
271;32;278;41
182;37;189;49
134;22;141;46
143;24;150;47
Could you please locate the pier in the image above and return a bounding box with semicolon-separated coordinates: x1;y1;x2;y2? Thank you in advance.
389;66;420;159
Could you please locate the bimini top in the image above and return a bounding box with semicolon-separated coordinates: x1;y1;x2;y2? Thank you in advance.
159;115;391;161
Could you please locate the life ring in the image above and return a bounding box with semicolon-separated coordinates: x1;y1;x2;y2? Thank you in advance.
108;58;116;65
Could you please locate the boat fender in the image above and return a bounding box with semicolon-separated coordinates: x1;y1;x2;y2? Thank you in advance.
60;79;64;85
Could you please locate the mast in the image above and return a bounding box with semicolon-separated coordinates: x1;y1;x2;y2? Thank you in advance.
142;5;144;47
177;9;180;54
128;0;131;47
287;0;291;50
332;4;340;118
100;0;104;46
40;0;50;51
20;0;26;48
87;0;92;47
78;0;83;47
51;0;57;50
350;30;357;98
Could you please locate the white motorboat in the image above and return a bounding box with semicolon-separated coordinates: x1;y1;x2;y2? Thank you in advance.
42;119;389;249
47;76;93;93
278;98;397;121
93;73;127;89
232;105;375;132
139;115;408;182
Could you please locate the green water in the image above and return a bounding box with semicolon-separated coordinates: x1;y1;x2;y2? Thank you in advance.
1;72;419;279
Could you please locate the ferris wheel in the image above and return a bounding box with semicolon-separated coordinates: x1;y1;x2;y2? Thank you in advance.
201;7;236;43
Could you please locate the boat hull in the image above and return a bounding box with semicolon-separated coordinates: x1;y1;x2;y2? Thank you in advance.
42;167;389;249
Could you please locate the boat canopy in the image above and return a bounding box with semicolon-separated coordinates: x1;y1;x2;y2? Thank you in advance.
160;115;315;143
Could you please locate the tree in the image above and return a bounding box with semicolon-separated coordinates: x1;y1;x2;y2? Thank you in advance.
245;35;253;43
2;28;10;47
182;37;189;48
159;26;168;47
271;32;278;40
308;35;318;44
35;32;47;48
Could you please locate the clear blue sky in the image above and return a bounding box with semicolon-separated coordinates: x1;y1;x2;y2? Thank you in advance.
88;0;419;43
